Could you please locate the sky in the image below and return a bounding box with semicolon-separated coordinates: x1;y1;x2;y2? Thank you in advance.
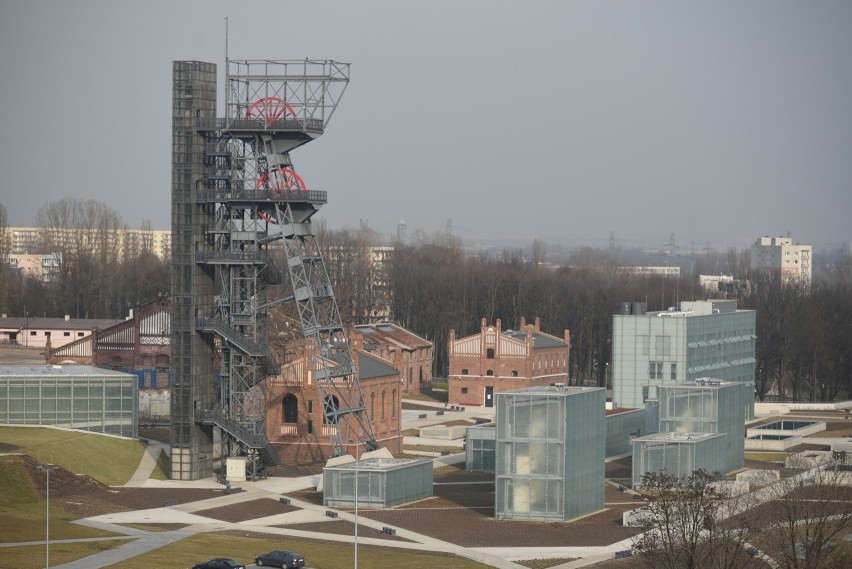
1;1;850;249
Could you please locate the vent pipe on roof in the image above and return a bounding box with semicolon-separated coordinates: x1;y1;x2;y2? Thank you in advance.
64;315;70;321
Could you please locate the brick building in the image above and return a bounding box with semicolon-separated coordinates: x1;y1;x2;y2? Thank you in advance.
267;344;402;464
45;298;171;388
349;322;433;395
448;317;570;407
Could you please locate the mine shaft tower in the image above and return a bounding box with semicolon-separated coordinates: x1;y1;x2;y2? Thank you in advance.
171;59;377;480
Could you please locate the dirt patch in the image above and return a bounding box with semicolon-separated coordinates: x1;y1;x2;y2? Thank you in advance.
20;455;223;517
193;498;301;523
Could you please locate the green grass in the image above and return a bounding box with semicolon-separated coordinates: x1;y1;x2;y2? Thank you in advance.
102;532;494;569
0;539;132;569
0;456;124;543
150;449;170;480
0;426;146;486
744;452;786;463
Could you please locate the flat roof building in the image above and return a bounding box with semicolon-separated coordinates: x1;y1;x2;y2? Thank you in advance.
612;300;755;416
0;365;138;438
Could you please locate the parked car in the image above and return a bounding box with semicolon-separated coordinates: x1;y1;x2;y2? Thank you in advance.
192;558;246;569
254;550;305;568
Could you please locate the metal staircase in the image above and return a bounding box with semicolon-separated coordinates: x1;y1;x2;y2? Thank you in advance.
193;59;377;471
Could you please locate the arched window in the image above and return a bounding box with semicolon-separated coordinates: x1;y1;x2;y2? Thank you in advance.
392;389;397;418
381;390;386;420
370;392;375;420
487;348;495;359
282;394;298;424
409;367;413;384
419;367;424;385
323;395;340;424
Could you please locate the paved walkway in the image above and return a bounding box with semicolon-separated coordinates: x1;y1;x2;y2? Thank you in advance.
12;401;632;568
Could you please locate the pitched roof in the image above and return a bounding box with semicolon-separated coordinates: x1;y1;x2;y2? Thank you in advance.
356;351;399;380
353;322;432;351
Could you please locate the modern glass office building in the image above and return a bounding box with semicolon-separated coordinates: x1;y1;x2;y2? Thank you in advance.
323;457;433;508
495;386;605;521
0;365;138;438
612;300;755;417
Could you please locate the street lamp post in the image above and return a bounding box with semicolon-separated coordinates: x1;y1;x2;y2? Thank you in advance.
354;442;360;569
37;464;57;568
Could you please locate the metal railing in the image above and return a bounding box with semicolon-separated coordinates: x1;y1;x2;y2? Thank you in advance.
195;188;327;204
196;117;324;134
196;317;267;357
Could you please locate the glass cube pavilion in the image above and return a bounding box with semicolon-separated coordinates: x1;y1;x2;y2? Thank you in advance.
0;365;138;438
466;422;496;473
495;386;605;521
658;379;749;474
632;431;726;487
323;457;433;508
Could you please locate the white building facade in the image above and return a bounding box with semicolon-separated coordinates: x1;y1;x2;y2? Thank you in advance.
750;235;812;286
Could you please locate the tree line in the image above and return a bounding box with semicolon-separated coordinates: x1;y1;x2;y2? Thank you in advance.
0;199;169;320
3;200;850;401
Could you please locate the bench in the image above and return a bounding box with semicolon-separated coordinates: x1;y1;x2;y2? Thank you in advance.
163;499;177;507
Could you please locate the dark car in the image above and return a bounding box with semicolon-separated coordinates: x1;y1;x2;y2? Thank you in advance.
254;550;305;568
192;558;246;569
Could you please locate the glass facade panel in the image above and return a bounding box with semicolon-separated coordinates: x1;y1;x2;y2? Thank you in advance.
496;387;605;521
0;367;138;438
323;458;432;508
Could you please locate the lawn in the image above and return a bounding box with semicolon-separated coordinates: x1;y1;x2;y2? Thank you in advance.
100;532;494;569
0;456;125;543
0;425;146;486
0;539;132;569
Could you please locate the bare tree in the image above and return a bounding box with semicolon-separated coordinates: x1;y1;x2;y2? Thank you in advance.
753;453;852;569
0;201;9;313
632;469;763;569
35;198;125;318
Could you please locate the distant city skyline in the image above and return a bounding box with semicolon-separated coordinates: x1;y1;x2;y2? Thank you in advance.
2;1;850;247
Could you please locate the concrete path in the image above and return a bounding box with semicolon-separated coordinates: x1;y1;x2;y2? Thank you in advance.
124;440;168;487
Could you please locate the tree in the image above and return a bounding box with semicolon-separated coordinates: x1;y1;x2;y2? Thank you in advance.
35;198;125;318
753;453;852;569
0;201;9;314
632;469;763;569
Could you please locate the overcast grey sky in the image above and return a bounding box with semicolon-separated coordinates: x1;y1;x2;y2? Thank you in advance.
1;1;850;248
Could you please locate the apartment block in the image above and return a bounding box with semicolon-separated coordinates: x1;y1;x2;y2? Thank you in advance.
750;235;812;286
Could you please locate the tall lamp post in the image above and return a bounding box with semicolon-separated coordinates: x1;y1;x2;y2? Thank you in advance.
37;464;57;568
354;442;360;569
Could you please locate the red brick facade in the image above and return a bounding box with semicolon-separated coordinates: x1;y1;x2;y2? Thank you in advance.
448;317;570;407
267;345;403;465
349;322;433;395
